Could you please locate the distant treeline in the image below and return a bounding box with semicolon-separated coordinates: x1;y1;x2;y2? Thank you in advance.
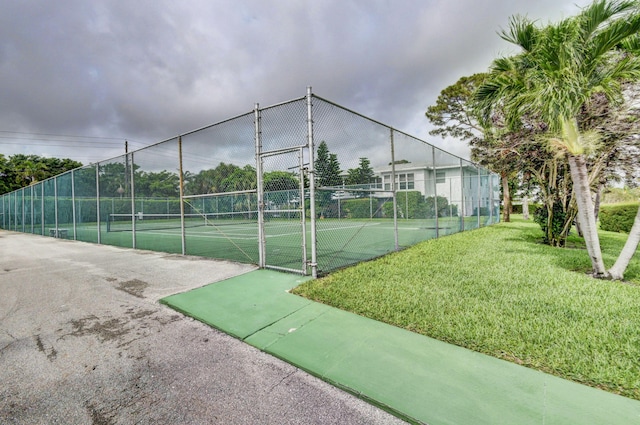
0;154;82;195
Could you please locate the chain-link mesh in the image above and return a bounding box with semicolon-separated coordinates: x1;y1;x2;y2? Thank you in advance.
32;183;42;235
73;165;98;243
0;90;499;275
258;98;309;273
129;139;182;254
181;112;259;264
312;97;397;272
97;155;133;248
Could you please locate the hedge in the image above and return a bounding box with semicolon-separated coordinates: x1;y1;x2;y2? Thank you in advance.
599;203;639;233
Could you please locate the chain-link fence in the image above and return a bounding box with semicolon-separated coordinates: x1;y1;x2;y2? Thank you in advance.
0;89;500;276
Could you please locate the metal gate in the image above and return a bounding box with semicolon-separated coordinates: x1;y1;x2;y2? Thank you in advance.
257;145;309;275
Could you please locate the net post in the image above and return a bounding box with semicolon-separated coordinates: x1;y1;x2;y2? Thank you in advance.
307;87;318;278
255;103;266;269
129;152;136;249
178;136;186;255
390;128;399;251
432;146;439;238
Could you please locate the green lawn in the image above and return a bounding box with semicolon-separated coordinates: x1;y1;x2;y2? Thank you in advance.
292;217;640;400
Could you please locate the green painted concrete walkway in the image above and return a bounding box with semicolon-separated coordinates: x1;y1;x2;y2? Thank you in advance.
161;270;640;425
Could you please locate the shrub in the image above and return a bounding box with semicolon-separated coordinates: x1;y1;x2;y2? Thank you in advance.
382;191;422;218
599;203;639;233
342;198;373;219
425;196;456;218
533;202;572;247
382;193;456;219
512;203;542;214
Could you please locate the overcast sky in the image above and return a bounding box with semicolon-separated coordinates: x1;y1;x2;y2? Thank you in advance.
0;0;593;165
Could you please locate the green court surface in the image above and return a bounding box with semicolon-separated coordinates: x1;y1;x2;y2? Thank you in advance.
58;217;471;273
161;270;640;425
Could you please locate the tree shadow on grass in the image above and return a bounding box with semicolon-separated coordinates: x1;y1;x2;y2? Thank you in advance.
505;222;640;283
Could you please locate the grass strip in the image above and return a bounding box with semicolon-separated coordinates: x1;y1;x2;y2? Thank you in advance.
292;217;640;400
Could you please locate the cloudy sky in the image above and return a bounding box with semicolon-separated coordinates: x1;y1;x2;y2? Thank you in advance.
0;0;592;165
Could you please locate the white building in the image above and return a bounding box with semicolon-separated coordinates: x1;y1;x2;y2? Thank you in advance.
372;162;496;217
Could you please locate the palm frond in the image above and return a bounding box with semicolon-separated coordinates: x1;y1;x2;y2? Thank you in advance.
620;33;640;53
591;12;640;58
577;0;637;40
499;15;538;52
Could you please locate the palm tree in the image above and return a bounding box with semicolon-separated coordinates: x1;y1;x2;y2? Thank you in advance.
474;0;640;278
21;160;47;185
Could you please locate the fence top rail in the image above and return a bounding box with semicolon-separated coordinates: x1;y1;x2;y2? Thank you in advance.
318;186;390;193
182;189;258;199
260;145;307;158
311;93;480;167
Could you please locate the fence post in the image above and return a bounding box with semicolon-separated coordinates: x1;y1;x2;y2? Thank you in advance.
96;164;101;244
299;147;308;273
178;136;187;255
255;103;266;269
71;170;77;240
307;87;318;278
477;167;481;228
432;146;439;238
54;176;58;235
130;152;136;249
489;171;494;224
460;159;465;232
21;188;25;233
390;128;399;251
39;182;43;236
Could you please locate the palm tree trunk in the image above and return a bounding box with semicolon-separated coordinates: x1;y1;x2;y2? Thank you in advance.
501;173;511;222
608;204;640;280
567;154;607;277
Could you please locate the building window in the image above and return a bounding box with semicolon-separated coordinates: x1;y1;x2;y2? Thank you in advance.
384;175;391;191
393;173;415;190
407;173;414;190
436;170;446;184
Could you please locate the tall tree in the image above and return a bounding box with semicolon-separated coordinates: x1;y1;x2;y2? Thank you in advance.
474;0;640;278
426;73;518;221
346;157;374;186
315;141;342;187
426;73;487;141
20;160;47;185
0;154;11;194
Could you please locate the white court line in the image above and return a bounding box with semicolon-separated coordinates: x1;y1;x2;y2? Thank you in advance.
136;220;409;240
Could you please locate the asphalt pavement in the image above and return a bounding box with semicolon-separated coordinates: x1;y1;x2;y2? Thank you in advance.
0;231;406;425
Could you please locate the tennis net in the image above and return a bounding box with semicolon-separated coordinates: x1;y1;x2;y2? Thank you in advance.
106;211;258;232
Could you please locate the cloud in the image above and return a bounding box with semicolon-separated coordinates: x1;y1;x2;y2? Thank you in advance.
0;0;593;164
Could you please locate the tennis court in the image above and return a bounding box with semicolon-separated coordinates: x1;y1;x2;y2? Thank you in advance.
0;90;500;275
69;215;471;274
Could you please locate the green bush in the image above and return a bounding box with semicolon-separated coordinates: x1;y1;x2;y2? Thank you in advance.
533;202;572;247
511;203;542;214
599;203;639;233
381;193;456;219
425;196;457;218
381;192;422;218
342;198;373;218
